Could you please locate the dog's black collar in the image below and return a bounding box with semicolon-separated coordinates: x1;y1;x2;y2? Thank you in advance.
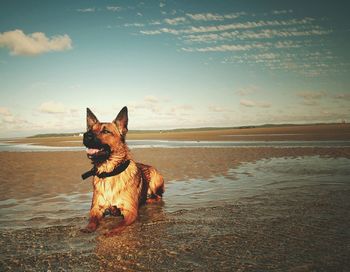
81;160;130;180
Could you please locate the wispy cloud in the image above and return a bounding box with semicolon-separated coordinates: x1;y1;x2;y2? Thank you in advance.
144;95;159;104
186;12;246;21
333;93;350;101
106;6;121;12
0;29;72;56
182;43;260;52
297;91;326;106
235;85;259;96
134;6;337;77
0;107;12;117
208;105;233;112
124;23;145;27
272;10;293;15
240;99;271;108
77;7;95;13
170;104;193;113
38;101;67;114
183;27;331;43
164;17;187;25
297;91;326;100
182;40;308;52
140;18;315;36
0;107;30;131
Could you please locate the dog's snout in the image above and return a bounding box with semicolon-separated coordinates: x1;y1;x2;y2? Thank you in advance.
83;130;96;146
84;131;94;140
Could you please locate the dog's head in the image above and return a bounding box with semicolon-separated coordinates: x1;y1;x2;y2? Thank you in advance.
83;107;128;162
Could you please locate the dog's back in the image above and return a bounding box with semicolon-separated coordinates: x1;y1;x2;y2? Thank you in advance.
137;163;164;201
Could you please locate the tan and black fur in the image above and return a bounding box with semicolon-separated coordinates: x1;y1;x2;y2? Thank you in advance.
82;106;164;236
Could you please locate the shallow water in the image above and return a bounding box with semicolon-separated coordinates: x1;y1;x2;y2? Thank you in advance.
1;156;349;229
1;139;350;152
1;156;349;271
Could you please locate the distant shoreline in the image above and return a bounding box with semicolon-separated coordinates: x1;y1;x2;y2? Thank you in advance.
26;122;349;139
0;123;349;147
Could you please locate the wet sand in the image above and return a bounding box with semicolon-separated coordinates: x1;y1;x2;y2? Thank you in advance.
0;147;350;200
0;147;350;271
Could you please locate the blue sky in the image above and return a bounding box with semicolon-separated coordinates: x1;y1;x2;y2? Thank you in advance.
0;0;349;137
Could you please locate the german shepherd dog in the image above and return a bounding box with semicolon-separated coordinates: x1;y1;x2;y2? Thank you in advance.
81;106;164;236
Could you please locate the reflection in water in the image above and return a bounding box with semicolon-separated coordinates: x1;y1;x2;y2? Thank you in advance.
164;156;350;212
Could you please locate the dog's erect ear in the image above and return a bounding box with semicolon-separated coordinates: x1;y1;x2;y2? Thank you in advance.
86;108;99;130
113;106;128;136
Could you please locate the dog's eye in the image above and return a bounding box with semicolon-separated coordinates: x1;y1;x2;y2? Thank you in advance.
101;128;111;134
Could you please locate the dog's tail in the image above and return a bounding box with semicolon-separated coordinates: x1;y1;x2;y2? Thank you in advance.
137;163;164;198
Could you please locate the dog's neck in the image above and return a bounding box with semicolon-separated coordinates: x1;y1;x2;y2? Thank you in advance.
92;142;129;172
82;143;132;180
95;153;130;173
81;157;131;180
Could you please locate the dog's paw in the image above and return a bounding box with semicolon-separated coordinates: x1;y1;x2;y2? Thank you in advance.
80;224;97;234
146;194;162;204
80;227;93;234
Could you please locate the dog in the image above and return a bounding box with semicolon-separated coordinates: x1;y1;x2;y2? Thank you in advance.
81;106;164;236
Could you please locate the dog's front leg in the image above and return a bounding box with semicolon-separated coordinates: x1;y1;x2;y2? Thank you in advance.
105;207;137;237
82;207;103;233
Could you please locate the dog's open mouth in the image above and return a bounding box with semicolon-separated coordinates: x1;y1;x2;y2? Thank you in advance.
86;145;111;161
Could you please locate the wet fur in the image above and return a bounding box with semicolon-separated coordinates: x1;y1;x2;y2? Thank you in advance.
82;107;164;236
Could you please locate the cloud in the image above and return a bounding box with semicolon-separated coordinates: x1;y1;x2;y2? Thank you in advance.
170;104;193;112
239;99;255;107
77;8;95;12
333;93;350;101
0;29;72;56
186;12;245;21
124;23;145;27
297;91;326;100
164;17;187;25
140;18;315;36
0;107;12;117
240;99;271;108
183;43;267;52
144;95;159;104
141;30;163;35
272;10;293;15
0;107;32;133
208;105;232;112
131;8;335;78
297;91;327;106
183;27;331;43
235;85;259;96
38;101;66;114
128;95;165;114
106;6;121;12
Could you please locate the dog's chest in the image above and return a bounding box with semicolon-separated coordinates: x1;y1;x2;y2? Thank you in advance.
92;170;142;208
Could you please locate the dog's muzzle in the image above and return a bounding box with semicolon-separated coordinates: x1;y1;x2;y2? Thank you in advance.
83;131;111;162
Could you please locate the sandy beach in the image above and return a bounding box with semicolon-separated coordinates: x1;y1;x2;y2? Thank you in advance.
1;0;350;269
0;143;350;271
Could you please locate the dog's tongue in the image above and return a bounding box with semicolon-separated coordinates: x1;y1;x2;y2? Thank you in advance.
86;148;100;155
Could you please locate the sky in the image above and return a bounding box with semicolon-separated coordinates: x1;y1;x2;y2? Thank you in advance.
0;0;349;137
